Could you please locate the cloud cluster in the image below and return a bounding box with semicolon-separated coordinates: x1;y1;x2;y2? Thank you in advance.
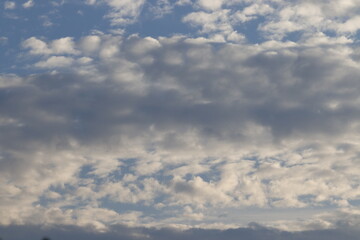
65;0;360;45
1;32;360;231
6;0;360;46
22;37;79;55
178;0;360;43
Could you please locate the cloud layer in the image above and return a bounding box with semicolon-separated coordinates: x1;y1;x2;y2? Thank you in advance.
1;33;360;231
2;0;360;237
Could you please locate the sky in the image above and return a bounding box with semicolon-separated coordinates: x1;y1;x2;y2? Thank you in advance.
2;0;360;239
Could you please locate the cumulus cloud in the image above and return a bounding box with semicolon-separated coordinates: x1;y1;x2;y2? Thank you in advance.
21;37;86;69
34;56;75;68
0;33;359;230
22;37;79;55
79;35;102;54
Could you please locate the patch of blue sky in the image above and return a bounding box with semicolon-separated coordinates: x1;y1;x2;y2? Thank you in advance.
353;31;360;44
99;197;168;218
78;164;122;185
349;199;360;206
243;155;261;165
234;16;267;44
183;162;223;182
35;183;78;208
321;30;338;38
35;195;60;209
46;3;109;38
297;194;317;204
281;30;304;43
78;159;174;188
78;164;98;179
5;2;108;39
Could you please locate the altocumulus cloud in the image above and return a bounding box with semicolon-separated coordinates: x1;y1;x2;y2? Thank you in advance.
2;0;360;239
2;34;360;230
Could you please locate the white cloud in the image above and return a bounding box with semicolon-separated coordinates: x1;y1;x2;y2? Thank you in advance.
79;35;102;54
197;0;224;11
183;10;232;33
22;37;50;55
70;0;360;44
242;3;273;16
126;36;161;56
22;0;34;8
183;9;245;42
178;0;360;43
34;56;75;68
98;36;121;59
4;1;15;10
23;37;79;55
50;37;79;55
335;16;360;33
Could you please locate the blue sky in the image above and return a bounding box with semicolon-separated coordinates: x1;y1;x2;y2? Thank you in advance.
2;0;360;239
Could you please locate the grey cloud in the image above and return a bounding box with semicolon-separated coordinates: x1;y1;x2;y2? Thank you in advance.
7;37;360;153
2;35;360;227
